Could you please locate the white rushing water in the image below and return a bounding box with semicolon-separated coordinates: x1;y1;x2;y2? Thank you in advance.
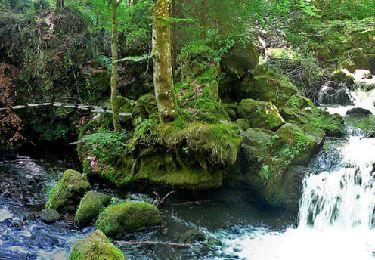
223;72;375;260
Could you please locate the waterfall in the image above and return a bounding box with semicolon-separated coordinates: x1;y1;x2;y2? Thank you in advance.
298;136;375;230
222;72;375;260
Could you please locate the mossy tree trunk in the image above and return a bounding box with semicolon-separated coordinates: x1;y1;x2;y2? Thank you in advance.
111;0;120;132
200;0;208;40
56;0;64;10
153;0;177;123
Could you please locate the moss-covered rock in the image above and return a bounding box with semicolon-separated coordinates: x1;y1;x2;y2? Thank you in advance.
70;230;125;260
340;48;370;72
40;209;60;224
75;191;112;227
234;123;324;208
237;98;285;130
132;93;158;123
280;95;344;137
221;42;259;79
179;43;220;98
240;67;299;107
45;169;90;213
159;122;241;165
344;115;375;134
96;201;161;238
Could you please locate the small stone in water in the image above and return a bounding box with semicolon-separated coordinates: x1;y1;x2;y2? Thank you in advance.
40;209;60;224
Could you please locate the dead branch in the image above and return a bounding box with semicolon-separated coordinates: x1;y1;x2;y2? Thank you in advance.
115;240;192;248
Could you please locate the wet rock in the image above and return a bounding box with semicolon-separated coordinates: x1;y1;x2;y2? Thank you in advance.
346;107;372;117
25;212;39;221
74;191;111;227
96;201;161;238
180;229;206;243
318;86;353;106
45;169;90;213
327;71;355;90
10;218;24;229
70;230;125;260
40;209;60;224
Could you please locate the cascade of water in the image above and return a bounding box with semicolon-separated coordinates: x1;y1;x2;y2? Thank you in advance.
222;73;375;260
298;136;375;230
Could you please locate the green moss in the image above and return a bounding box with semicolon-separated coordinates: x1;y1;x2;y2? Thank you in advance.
238;123;323;207
75;191;112;227
70;230;125;260
344;115;375;134
280;95;344;137
136;151;223;189
159;121;242;165
46;169;90;213
240;67;299;107
237;98;285;130
96;201;161;238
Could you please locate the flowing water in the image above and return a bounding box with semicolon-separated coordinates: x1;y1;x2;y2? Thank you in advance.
1;73;374;259
221;74;375;260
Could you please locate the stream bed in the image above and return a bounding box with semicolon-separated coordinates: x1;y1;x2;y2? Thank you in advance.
1;76;375;259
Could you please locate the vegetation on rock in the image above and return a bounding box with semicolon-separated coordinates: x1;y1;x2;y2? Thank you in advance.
96;201;161;238
75;191;112;227
70;230;125;260
46;169;90;213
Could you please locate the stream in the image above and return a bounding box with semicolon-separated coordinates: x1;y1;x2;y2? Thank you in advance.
0;74;374;260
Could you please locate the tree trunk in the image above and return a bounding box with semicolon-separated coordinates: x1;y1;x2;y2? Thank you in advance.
111;0;120;131
56;0;64;10
153;0;177;123
200;0;208;40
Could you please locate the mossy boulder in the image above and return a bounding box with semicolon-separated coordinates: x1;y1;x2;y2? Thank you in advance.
40;209;60;224
237;98;285;130
327;71;355;90
132;93;157;122
96;201;161;238
235;123;324;208
240;67;299;107
70;230;125;260
344;115;375;135
340;48;370;72
159;122;241;165
75;191;112;227
280;95;344;137
221;42;259;79
45;169;90;213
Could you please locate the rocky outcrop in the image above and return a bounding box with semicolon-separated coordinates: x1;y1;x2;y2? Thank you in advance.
234;123;324;208
221;42;259;79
